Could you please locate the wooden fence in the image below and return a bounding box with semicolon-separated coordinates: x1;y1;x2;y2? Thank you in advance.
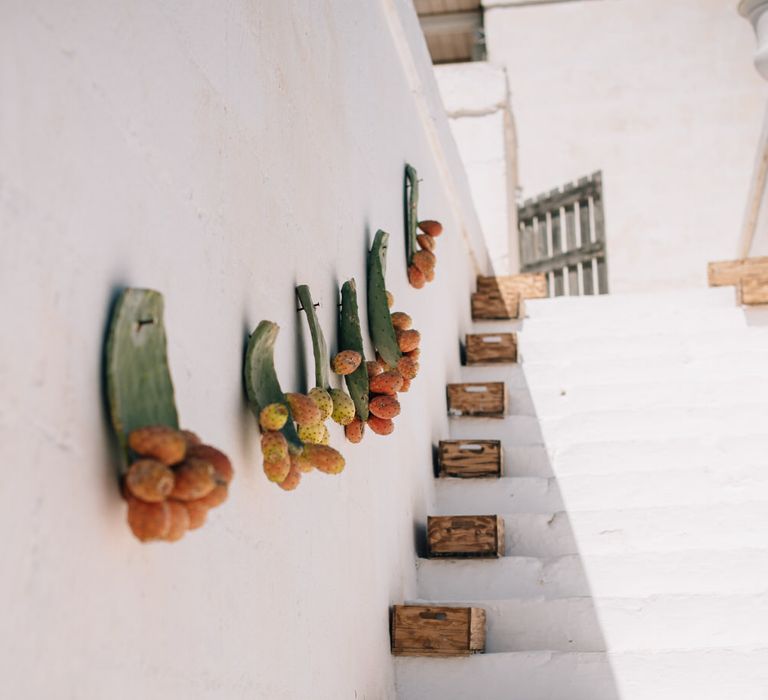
518;171;608;296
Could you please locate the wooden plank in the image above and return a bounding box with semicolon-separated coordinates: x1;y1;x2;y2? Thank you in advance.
597;257;609;294
517;175;601;220
465;333;517;365
582;259;595;296
438;439;502;478
708;257;768;287
471;291;520;320
521;241;605;273
391;605;486;657
427;515;504;558
476;273;547;299
551;208;562;256
553;268;565;297
567;264;579;296
740;274;768;305
565;203;577;251
447;382;506;417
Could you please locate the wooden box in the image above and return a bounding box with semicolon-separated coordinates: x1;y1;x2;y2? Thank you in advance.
438;440;502;478
427;515;505;558
707;256;768;287
471;291;520;320
476;273;547;299
466;333;517;365
447;382;506;418
391;605;486;657
740;274;768;306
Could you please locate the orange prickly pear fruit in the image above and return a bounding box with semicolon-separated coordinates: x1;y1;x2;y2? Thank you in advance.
385;291;394;308
261;430;289;462
195;483;228;509
180;429;202;447
417;233;435;252
418;220;443;237
369;395;401;420
332;349;362;375
396;329;421;353
367;360;384;379
390;312;412;331
128;425;187;466
309;387;333;421
277;460;302;491
399;377;411;393
183;500;208;529
369;370;404;395
186;444;233;485
304;444;345;475
330;388;356;426
126;496;171;542
412;249;436;275
170;458;217;501
263;454;291;483
425;268;435;282
286;393;322;426
164;500;190;542
344;417;365;443
397;356;419;380
406;348;421;361
259;402;289;431
367;415;394;436
408;265;426;289
125;459;175;503
294;452;314;473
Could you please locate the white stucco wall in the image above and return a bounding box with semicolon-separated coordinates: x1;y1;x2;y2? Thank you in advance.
0;2;486;698
484;0;767;292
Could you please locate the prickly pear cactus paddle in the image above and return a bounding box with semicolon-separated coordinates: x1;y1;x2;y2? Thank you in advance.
105;288;179;473
339;279;369;421
368;230;402;368
296;285;330;390
404;164;419;266
244;320;303;454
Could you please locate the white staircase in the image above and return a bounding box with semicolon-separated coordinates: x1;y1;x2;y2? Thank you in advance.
396;287;768;699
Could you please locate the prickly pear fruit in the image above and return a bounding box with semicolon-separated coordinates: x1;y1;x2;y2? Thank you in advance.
304;444;345;475
369;370;404;395
286;393;322;426
196;483;228;509
417;233;435;252
298;422;328;444
397;356;419;380
330;388;356;426
259;402;289;431
367;415;395;436
126;496;171;542
344;417;365;443
396;329;421;353
369;395;401;420
261;430;289;462
331;350;362;376
186;444;233;485
412;249;436;275
277;461;302;491
170;458;217;501
367;360;384;379
164;500;190;542
294;452;314;473
399;377;412;392
126;459;175;503
263;454;291;483
390;312;413;331
425;268;435;282
128;425;187;466
408;265;426;289
418;220;443;237
182;500;208;529
385;291;394;308
180;429;202;447
308;387;333;421
406;348;421;361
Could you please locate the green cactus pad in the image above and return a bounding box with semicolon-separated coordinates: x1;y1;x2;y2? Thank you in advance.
296;284;330;390
105;288;179;473
367;230;402;367
404;163;420;266
244;320;303;454
339;279;369;421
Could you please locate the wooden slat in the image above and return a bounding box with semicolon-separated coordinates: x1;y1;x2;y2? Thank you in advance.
465;333;517;365
447;382;506;417
740;274;768;305
518;173;601;220
597;258;608;294
427;515;504;558
521;242;605;273
476;273;547;299
391;605;486;657
582;259;595;295
438;440;502;478
708;257;768;287
471;291;520;320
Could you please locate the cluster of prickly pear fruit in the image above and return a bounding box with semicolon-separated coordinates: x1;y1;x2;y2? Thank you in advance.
408;220;442;289
123;425;233;542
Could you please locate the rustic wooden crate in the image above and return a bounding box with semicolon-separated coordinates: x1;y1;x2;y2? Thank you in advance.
471;290;521;320
427;515;505;558
466;333;517;365
391;605;486;657
447;382;506;418
740;274;768;305
707;256;768;287
438;440;502;478
476;273;547;299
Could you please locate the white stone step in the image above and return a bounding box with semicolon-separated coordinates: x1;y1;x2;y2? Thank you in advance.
500;502;768;557
457;363;528;388
416;549;768;600
410;593;768;652
449;415;544;446
434;465;768;514
395;648;768;700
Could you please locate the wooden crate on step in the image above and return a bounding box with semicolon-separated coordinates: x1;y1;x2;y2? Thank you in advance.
427;515;505;558
739;274;768;305
438;440;502;478
466;333;517;365
476;273;547;299
471;290;520;320
447;382;506;418
391;604;486;657
707;256;768;287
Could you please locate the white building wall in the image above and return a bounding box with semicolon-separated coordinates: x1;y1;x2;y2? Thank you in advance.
0;1;487;698
483;0;766;292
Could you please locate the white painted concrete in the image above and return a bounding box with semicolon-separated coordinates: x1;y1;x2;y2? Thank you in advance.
0;1;488;698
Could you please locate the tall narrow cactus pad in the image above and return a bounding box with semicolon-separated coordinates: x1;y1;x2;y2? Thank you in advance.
105;288;179;472
296;285;330;390
368;230;402;367
339;279;369;420
244;321;303;453
404;164;419;266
